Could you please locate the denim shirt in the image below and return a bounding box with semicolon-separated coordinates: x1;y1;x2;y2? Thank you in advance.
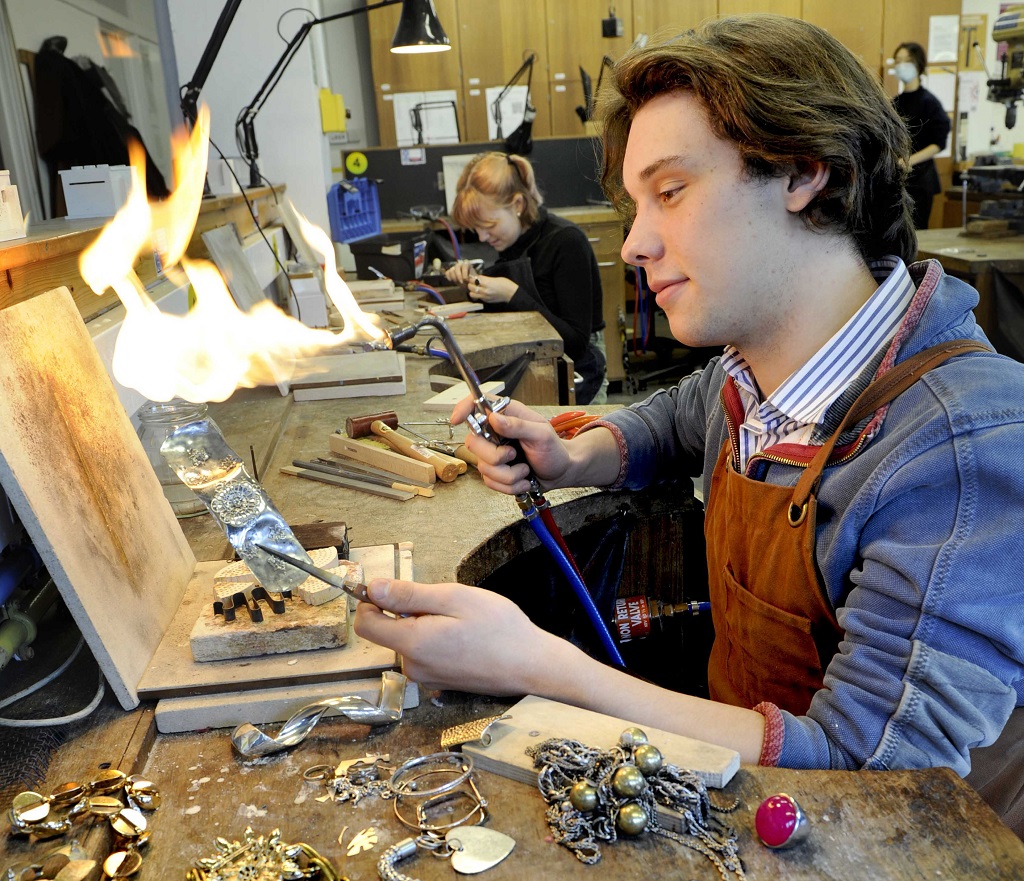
594;261;1024;774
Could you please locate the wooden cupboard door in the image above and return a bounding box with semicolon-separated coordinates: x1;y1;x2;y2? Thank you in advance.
549;79;592;137
802;0;884;73
580;219;628;383
718;0;800;16
457;0;551;143
632;0;716;40
546;0;634;84
369;0;462;147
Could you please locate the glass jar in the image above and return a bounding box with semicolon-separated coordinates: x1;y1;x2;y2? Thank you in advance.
136;399;209;518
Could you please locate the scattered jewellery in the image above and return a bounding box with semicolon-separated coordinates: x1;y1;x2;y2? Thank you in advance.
438;715;510;751
346;826;379;856
2;841;94;881
754;792;810;849
312;756;395;805
187;827;340;881
7;772;160;879
527;728;744;880
377;752;515;881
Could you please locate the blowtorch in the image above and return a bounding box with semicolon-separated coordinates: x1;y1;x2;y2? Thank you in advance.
378;316;625;667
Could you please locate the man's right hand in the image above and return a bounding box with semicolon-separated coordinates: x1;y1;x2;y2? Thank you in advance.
450;397;571;495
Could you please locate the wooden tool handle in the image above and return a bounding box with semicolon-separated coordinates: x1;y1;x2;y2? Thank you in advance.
347;410;399;439
371;421;460;482
452;444;478;468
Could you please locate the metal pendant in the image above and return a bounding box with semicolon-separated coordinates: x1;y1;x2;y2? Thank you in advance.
446;827;516;875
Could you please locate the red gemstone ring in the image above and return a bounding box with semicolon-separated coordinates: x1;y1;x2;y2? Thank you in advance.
755;792;810;849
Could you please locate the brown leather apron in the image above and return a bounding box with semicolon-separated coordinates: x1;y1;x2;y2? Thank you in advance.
704;339;990;715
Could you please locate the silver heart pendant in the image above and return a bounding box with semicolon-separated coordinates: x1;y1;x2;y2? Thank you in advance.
446;826;516;874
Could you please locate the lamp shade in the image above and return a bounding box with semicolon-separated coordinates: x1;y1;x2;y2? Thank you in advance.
390;0;451;53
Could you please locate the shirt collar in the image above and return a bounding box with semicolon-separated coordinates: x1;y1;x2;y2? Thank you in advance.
722;256;916;427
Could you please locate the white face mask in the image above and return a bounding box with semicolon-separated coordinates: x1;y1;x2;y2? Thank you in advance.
894;62;918;84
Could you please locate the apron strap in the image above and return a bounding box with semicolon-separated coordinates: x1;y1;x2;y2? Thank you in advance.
788;339;992;526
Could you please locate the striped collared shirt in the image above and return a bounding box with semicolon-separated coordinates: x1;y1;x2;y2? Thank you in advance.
721;256;916;473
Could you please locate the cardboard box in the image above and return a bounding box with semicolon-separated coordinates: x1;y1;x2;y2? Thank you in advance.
0;171;26;242
59;164;132;218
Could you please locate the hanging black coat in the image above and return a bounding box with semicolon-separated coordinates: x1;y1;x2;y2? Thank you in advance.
33;37;168;216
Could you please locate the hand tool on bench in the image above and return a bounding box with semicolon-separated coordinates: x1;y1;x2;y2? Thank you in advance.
256;543;375;604
371;420;460;482
382;316;626;668
281;465;417;501
346;410;474;465
292;458;435;497
329;433;436;486
346;411;464;481
315;456;434;489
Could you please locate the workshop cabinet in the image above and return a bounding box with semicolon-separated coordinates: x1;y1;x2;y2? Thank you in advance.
456;0;551;144
802;0;884;71
553;207;628;384
632;0;718;37
366;0;970;147
545;0;634;137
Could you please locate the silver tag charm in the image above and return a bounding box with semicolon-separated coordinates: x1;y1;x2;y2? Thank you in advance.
446;827;516;874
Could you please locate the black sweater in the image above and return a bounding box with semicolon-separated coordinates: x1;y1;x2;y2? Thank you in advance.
893;87;950;195
483;208;604;361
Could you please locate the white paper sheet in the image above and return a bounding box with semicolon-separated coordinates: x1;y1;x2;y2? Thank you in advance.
441;154;477;215
929;14;960;64
392;90;460;147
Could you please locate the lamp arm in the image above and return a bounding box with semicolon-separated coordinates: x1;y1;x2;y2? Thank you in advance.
235;0;403;186
180;0;243;127
493;53;536;107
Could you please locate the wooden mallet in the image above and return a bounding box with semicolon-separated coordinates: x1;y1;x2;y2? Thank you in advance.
346;411;464;483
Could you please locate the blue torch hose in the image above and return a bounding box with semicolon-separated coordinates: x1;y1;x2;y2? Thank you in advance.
525;512;626;668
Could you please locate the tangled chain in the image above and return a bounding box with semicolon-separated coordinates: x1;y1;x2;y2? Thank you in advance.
527;735;744;880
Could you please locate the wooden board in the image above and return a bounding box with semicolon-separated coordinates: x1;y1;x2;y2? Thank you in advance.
422;380;504;412
0;287;197;709
153;671;420;734
136;542;412;700
291;351;407;401
329;432;436;484
201;224;267;311
464;695;740;795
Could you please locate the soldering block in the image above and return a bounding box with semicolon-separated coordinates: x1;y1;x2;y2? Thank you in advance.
212;546;340;599
190;573;351;663
298;560;364;606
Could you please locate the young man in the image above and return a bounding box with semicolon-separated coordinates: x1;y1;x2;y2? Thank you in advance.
354;15;1024;833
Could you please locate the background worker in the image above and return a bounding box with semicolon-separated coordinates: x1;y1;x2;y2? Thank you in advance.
444;152;607;404
892;41;951;229
357;16;1024;836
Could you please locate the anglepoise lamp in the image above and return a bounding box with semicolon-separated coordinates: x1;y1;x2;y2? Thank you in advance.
235;0;451;188
491;53;536;155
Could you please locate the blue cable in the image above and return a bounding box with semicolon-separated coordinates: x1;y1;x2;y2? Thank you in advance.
523;505;626;667
414;284;446;304
426;345;450;360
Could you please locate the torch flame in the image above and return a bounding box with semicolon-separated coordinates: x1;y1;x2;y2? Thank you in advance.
79;104;386;404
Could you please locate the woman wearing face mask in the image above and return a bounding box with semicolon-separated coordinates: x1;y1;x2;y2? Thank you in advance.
892;42;951;229
444;152;607;405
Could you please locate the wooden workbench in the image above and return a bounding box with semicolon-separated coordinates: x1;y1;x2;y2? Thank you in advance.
916;227;1024;346
3;296;1024;879
0;187;286;321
